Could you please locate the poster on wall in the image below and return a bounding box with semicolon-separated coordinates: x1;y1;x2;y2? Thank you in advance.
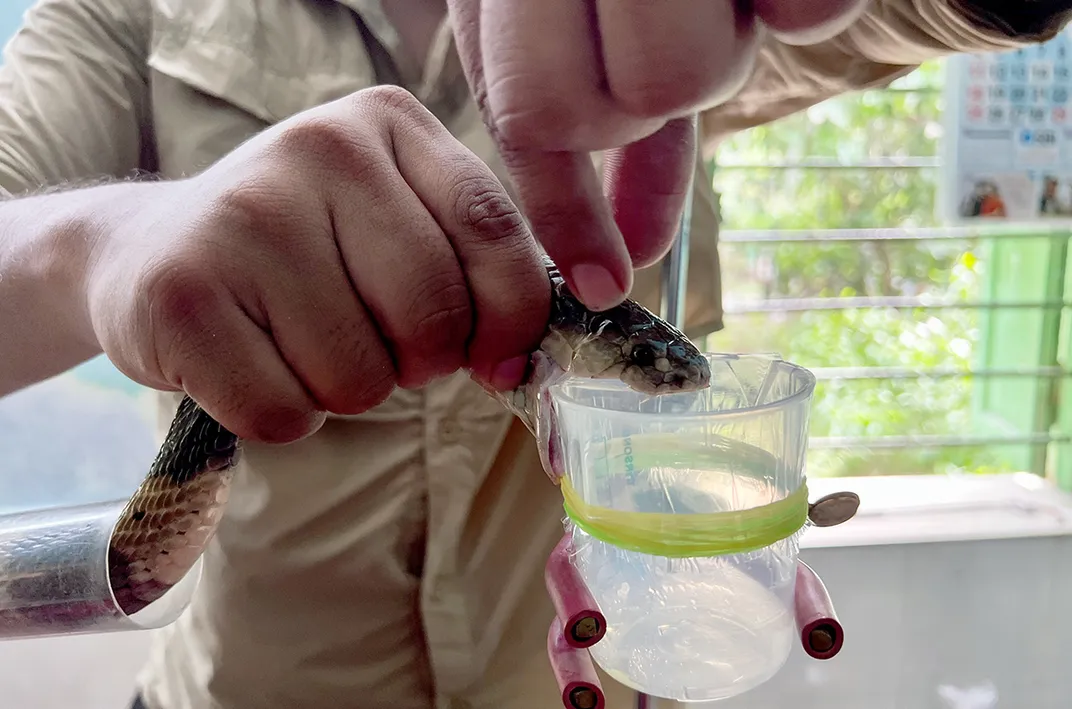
941;25;1072;224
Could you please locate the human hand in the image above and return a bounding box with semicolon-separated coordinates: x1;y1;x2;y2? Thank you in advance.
83;87;549;443
447;0;867;310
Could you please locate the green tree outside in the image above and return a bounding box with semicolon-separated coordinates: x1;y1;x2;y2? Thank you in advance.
705;61;1021;478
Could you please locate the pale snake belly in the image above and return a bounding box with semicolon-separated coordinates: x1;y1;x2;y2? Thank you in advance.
4;255;711;621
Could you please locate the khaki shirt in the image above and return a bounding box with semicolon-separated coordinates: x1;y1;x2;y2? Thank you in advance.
0;2;1062;708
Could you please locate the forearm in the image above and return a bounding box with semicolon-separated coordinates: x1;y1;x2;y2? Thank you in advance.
0;181;148;396
0;0;155;395
701;0;1072;152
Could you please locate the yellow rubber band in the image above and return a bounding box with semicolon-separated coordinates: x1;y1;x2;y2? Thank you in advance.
559;435;809;558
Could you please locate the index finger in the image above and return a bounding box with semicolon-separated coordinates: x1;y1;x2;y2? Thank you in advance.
501;148;635;312
601;116;697;270
446;0;636;313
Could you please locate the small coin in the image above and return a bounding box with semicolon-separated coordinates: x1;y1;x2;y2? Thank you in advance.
808;491;861;527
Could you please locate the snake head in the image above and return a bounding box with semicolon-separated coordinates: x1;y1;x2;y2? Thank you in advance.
543;281;712;396
621;336;711;395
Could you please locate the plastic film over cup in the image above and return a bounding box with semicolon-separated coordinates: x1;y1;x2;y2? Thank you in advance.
546;353;817;702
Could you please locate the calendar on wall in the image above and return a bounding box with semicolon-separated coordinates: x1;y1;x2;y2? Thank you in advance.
941;26;1072;223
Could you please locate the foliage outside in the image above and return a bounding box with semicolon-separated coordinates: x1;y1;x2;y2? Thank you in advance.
705;61;1024;478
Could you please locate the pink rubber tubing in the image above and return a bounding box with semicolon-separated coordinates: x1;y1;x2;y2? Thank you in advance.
794;560;844;660
545;534;606;649
548;616;606;709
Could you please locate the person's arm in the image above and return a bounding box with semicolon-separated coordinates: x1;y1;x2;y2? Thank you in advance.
700;0;1072;151
1;180;162;398
0;0;151;396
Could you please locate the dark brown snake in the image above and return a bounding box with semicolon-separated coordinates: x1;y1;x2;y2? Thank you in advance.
5;256;712;623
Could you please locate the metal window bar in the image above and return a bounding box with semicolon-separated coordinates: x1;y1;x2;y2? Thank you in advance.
809;366;1070;380
716;156;941;169
724;297;1072;313
715;233;1072;450
710;89;1072;459
810;433;1072;450
720;226;1072;243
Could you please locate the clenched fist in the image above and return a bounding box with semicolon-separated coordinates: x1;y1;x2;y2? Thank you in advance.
83;86;550;443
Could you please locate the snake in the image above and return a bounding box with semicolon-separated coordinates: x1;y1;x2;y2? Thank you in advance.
1;255;712;625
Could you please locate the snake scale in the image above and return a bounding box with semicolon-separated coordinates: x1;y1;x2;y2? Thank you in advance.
4;255;712;623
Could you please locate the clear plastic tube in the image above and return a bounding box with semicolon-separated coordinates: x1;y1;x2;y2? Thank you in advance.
0;499;201;640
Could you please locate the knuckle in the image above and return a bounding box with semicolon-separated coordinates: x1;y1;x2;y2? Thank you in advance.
275;114;356;158
209;177;295;239
350;85;441;160
610;41;755;119
347;364;396;411
143;259;219;336
316;330;399;415
198;178;331;288
244;405;323;445
494;99;578;150
613;74;702;118
464;262;549;371
450;176;527;245
139;258;225;379
507;193;590;241
394;277;471;387
402;277;472;353
493;105;546;147
355;84;425;118
273;112;392;187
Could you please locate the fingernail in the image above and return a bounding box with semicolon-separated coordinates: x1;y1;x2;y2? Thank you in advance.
490;354;531;391
569;263;625;311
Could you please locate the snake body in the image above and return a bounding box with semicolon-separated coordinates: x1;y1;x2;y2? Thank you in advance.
26;256;712;620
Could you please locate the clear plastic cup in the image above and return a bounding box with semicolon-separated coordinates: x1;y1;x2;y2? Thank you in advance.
549;353;816;703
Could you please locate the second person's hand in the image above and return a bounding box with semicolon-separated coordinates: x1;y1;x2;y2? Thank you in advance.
447;0;868;312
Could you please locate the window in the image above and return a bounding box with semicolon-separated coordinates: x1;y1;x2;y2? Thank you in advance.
0;359;158;515
705;61;1072;486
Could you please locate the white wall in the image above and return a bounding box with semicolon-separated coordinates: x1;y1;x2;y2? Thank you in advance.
716;537;1072;709
0;632;150;709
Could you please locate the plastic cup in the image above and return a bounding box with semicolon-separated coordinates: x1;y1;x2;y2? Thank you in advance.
0;499;201;640
548;353;816;702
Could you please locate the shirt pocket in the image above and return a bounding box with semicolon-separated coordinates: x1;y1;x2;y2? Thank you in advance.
148;0;378;124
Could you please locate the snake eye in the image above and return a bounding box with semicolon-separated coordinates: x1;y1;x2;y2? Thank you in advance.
630;344;656;368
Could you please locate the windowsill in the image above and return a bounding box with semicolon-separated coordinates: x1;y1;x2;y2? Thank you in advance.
802;472;1072;549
